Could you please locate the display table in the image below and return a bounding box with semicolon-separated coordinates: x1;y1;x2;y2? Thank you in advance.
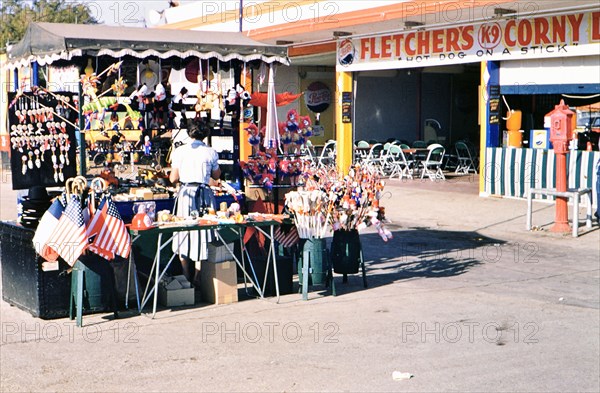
115;194;244;224
130;218;283;318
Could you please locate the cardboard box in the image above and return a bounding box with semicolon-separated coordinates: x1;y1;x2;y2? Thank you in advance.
152;193;169;200
158;275;194;307
207;243;234;263
200;260;238;305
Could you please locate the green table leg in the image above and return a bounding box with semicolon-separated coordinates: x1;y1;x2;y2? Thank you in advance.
302;248;310;301
76;264;84;327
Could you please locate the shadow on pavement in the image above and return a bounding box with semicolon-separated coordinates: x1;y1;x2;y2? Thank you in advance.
325;228;506;296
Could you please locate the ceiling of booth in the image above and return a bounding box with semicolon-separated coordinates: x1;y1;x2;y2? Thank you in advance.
7;22;289;68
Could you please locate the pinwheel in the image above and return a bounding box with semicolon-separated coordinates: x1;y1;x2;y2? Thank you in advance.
288;164;393;241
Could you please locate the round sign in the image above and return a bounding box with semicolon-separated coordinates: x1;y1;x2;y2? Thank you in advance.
185;61;200;83
305;82;331;113
338;39;355;66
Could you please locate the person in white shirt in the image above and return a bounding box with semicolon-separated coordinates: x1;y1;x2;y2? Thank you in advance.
169;119;221;285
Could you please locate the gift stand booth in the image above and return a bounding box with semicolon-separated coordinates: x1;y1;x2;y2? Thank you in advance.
1;22;293;323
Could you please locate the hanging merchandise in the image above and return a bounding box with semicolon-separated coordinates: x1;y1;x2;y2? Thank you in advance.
7;91;78;190
240;108;316;188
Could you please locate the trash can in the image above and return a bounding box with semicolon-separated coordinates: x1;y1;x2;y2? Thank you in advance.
297;238;329;286
330;229;362;274
70;254;116;314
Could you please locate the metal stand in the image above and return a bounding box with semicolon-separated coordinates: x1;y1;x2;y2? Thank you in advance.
526;187;593;237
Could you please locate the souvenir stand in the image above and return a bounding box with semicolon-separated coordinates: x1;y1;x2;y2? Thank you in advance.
1;22;291;320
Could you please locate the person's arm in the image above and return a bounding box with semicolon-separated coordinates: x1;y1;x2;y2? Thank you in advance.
170;148;181;184
210;149;221;180
210;167;221;181
169;167;180;184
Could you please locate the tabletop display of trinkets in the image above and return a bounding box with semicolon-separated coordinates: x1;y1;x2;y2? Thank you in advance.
7;92;78;190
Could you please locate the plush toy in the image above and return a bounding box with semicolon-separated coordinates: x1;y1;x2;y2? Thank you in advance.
195;81;217;114
267;157;277;178
129;84;149;112
138;116;145;131
291;158;303;186
278;157;291;182
144;135;151;155
278;121;293;155
154;83;166;102
237;84;252;108
110;111;120;131
167;108;176;130
292;131;305;150
172;86;188;117
224;88;239;114
286;109;299;132
300;115;313;138
262;177;273;192
245;123;261;156
153;83;167;126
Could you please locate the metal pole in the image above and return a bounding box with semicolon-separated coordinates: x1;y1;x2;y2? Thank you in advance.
78;81;86;176
239;0;243;32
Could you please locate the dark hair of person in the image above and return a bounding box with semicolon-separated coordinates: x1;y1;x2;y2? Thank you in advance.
187;119;210;140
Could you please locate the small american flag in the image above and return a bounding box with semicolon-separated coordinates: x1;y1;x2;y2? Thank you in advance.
274;225;299;248
86;195;131;260
33;195;66;262
47;195;87;267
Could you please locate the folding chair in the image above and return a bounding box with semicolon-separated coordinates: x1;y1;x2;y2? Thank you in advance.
299;140;317;167
387;145;413;179
455;141;478;174
363;143;385;174
355;140;370;164
316;140;337;169
420;143;446;181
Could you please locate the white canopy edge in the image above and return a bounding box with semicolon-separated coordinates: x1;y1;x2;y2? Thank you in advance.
4;49;290;70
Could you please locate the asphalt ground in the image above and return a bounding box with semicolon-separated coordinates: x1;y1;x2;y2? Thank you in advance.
0;170;599;392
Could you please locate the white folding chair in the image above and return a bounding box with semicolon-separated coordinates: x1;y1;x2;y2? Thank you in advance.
355;140;370;164
299;140;317;167
420;143;446;181
317;140;336;169
455;141;478;174
363;143;384;174
387;145;413;179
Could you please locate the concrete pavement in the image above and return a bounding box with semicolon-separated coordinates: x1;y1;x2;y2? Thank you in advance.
0;171;599;392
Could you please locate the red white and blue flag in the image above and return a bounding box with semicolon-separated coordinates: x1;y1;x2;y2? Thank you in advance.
47;195;87;267
86;195;131;260
274;225;299;248
32;195;66;262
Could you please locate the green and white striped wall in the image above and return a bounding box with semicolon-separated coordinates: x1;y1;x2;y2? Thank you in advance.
484;148;599;207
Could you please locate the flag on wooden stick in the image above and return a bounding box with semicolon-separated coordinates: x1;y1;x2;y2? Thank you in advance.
86;195;131;260
46;195;87;267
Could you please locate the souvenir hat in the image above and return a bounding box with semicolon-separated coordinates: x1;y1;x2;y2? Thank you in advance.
27;186;50;202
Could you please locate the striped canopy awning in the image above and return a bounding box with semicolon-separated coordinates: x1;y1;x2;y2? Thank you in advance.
6;22;290;69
